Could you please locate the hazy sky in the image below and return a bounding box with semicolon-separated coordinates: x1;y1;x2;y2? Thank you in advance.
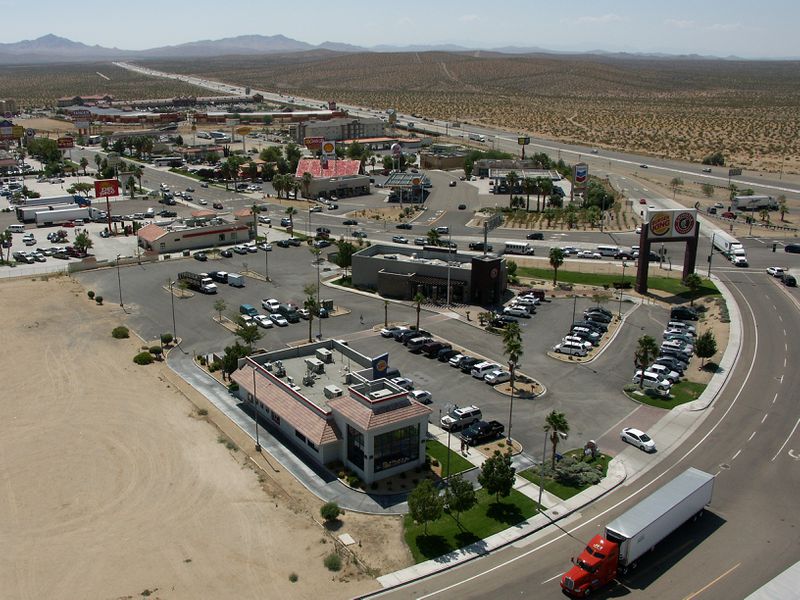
4;0;799;58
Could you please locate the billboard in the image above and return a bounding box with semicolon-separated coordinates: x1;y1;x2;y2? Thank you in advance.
646;208;697;239
517;136;530;146
573;162;588;195
71;109;92;129
728;167;742;177
94;179;120;198
0;119;14;140
57;137;75;149
304;136;325;150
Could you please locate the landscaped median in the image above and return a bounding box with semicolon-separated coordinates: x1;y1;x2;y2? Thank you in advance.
624;381;707;409
519;450;611;502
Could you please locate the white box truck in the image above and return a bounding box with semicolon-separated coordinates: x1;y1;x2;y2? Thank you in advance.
561;467;714;596
227;273;245;287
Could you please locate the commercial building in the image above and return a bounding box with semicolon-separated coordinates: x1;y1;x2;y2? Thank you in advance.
340;136;424;152
421;144;468;170
57;95;114;108
137;219;252;254
231;340;431;485
295;118;385;144
0;99;17;115
195;109;346;125
294;157;370;199
351;244;507;305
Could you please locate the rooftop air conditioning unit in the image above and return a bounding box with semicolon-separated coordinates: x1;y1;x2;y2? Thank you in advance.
369;389;393;401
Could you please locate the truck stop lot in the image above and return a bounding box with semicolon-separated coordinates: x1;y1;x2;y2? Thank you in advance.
76;246;670;457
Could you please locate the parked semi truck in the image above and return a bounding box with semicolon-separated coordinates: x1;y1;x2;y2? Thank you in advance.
35;206;102;226
560;467;714;597
178;271;217;294
731;195;777;211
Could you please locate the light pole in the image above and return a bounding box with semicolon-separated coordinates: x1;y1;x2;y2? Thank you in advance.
618;261;628;318
316;251;322;339
571;293;577;325
115;254;123;308
538;428;548;511
506;360;515;444
264;233;270;281
252;363;261;452
707;233;715;277
169;279;177;342
446;231;452;306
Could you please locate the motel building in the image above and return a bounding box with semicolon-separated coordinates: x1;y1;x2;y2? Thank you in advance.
231;340;431;485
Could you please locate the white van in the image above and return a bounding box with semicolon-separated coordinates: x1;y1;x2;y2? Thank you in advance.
8;224;25;234
632;370;672;396
471;361;499;379
504;241;534;255
553;342;588;357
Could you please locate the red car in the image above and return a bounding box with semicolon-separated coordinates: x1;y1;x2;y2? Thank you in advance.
639;198;647;204
63;221;76;227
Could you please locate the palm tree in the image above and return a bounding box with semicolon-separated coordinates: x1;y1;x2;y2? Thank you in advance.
285;206;297;234
132;164;144;192
220;162;232;190
778;195;788;222
545;410;569;468
301;171;313;199
384;299;389;328
251;203;260;239
303;283;318;343
413;291;425;331
93;154;102;175
539;178;553;211
505;171;519;209
426;228;441;246
522;177;536;212
634;335;659;389
549;247;565;286
79;157;89;176
502;322;524;443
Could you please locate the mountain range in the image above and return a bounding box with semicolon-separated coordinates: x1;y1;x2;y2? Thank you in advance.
0;33;752;64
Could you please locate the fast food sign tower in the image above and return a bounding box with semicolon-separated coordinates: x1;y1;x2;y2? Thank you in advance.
635;208;699;294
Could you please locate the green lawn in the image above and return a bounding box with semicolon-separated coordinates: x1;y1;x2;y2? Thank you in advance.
403;488;539;562
519;451;611;501
624;381;707;409
426;439;474;478
517;266;718;300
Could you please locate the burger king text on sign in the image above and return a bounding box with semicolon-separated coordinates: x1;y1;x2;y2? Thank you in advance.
94;179;120;198
648;212;672;237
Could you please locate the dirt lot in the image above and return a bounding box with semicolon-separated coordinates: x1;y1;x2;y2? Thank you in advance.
0;276;407;600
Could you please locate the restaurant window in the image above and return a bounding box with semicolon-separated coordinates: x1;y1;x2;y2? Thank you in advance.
346;424;365;471
374;424;419;473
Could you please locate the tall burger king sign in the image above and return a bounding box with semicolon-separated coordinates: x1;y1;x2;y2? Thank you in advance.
646;208;696;238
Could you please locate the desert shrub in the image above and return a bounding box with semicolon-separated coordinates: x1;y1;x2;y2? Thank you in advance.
111;326;129;339
289;573;298;583
95;295;103;305
197;408;208;416
554;457;602;487
87;290;95;300
133;351;154;365
323;553;342;572
320;501;341;523
150;346;163;359
160;332;173;345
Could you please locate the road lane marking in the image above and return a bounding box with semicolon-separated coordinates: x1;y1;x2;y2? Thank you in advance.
541;573;563;584
683;563;741;600
773;392;778;404
748;431;757;442
732;449;742;460
762;414;769;424
771;416;800;462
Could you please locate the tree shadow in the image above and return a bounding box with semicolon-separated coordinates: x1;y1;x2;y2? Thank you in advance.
453;530;480;548
486;501;524;526
415;534;450;560
324;519;343;532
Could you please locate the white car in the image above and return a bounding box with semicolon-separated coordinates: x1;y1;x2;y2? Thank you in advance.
258;215;271;224
408;390;432;404
562;336;592;350
766;267;785;277
253;315;274;329
620;427;656;452
631;370;672;396
503;306;531;318
309;206;322;213
262;298;281;312
233;244;248;255
245;242;258;253
553;342;587;357
198;199;207;205
484;369;511;385
646;363;680;383
258;243;272;251
298;308;311;319
661;339;693;355
390;377;414;390
269;313;289;327
380;325;403;338
449;353;465;367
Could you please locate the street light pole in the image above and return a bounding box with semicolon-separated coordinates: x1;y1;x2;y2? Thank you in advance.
538;427;549;511
618;261;627;318
116;254;123;308
169;279;177;342
446;231;452;306
316;252;322;339
252;363;261;452
264;233;270;282
707;232;715;277
507;360;515;444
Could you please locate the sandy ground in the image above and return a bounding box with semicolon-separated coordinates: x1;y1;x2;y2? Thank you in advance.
0;276;407;600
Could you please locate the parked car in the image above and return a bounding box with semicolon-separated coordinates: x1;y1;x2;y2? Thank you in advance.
503;306;531;318
459;357;481;374
395;223;412;230
440;405;482;431
646;363;680;383
784;244;800;254
654;356;686;374
766;266;785;277
390;376;414;390
408;390;432;405
193;251;208;261
269;313;289;327
620;427;656;452
562;336;593;350
380;325;404;338
553;342;587;357
391;235;409;244
584;311;612;324
438;348;459;361
400;329;431;344
448;353;466;367
484;370;511;385
233;245;248;255
632;371;672;396
391;327;411;341
782;273;797;287
253;315;274;329
670;306;699;321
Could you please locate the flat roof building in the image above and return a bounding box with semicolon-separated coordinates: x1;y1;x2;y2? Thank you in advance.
137;219;252;254
231;340;431;485
352;243;507;306
295;117;385;144
294;157;370;200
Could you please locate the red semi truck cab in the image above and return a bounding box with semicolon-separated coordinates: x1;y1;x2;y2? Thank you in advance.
560;535;620;596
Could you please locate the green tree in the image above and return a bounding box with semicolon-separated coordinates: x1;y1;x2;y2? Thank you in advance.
79;156;89;176
320;501;341;523
284;142;302;172
132;164;144;191
505;171;519;209
160;332;173;346
506;259;519;284
334;238;356;278
478;450;516;502
413;291;425;331
284;206;297;233
426;228;441;246
126;176;136;198
701;183;715;199
444;474;477;527
695;330;718;367
669;177;684;197
502;321;523;441
1;229;12;263
303;282;318;343
213;299;227;322
522;177;536;212
221;342;249;377
539;178;553;210
759;208;770;224
407;479;443;535
778;195;788;222
549;247;565;286
683;273;703;306
634;335;659;388
73;230;93;253
235;322;262;350
545;410;570;468
301;171;313;199
68;182;93;197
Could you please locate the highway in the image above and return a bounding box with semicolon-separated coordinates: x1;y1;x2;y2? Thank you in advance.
96;65;800;597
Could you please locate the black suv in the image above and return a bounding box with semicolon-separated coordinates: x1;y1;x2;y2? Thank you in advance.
396;223;412;230
526;232;544;240
468;242;493;251
670;306;699;321
459;357;481;374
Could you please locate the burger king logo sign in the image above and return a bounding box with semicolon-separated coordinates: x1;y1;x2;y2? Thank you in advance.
674;211;696;236
649;212;672;237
